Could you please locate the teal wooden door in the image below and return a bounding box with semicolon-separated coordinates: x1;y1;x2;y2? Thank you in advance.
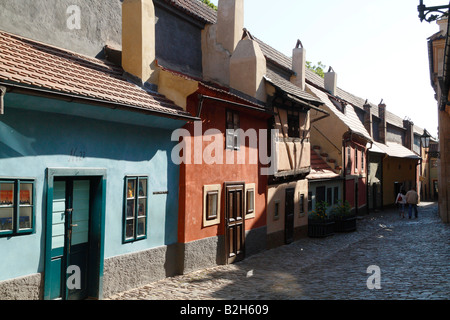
48;179;90;300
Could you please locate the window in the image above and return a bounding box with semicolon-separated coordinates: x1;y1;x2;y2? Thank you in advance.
203;185;221;227
246;189;255;215
333;186;339;205
124;176;148;242
226;110;240;150
0;179;35;237
355;149;358;173
307;191;312;211
346;145;352;174
274;200;280;220
287;111;300;138
361;149;365;172
327;188;332;206
206;191;219;221
299;193;305;216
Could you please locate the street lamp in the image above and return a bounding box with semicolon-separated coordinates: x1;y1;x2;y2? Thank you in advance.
421;129;432;149
418;1;450;23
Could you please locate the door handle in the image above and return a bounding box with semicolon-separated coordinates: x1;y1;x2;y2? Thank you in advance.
71;224;78;228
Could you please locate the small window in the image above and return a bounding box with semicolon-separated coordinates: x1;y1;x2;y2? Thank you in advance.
226;110;240;150
203;185;221;227
123;176;148;243
333;186;339;205
361;149;365;172
287;111;300;138
355;149;359;173
246;189;255;214
274;200;280;220
299;193;305;216
346;145;352;174
327;188;332;206
206;191;219;221
0;179;35;237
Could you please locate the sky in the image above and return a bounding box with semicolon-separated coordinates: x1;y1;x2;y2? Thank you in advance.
210;0;444;138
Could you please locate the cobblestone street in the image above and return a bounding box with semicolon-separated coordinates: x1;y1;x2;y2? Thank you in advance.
108;202;449;300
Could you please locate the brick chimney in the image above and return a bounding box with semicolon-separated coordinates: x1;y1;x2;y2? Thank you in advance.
229;30;267;102
403;119;414;151
217;0;244;54
122;0;159;86
363;100;373;137
324;67;337;96
378;100;387;144
291;40;306;91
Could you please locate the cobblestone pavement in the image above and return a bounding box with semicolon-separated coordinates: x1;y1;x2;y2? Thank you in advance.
108;202;449;300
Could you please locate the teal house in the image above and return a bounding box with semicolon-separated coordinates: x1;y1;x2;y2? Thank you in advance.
0;28;196;299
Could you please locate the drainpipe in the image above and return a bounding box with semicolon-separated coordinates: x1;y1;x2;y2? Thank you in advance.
0;86;6;115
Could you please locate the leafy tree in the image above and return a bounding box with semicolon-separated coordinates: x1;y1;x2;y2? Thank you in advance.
200;0;217;10
306;61;327;78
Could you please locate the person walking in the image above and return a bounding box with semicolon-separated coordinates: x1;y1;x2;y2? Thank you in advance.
405;187;419;219
395;189;406;218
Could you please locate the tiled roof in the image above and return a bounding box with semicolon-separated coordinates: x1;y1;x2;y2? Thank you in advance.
264;69;323;106
0;30;193;119
307;149;339;180
372;141;421;159
162;0;217;24
308;84;373;142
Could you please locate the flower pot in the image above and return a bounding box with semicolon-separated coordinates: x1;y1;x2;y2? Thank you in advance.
308;218;335;238
334;215;357;233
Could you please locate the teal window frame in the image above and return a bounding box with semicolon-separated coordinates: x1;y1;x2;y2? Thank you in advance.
123;176;148;243
0;178;35;237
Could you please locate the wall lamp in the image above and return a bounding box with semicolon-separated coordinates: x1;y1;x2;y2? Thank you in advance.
418;1;450;23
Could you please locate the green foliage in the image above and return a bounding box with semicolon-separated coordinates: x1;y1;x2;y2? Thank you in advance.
306;61;327;78
309;201;329;221
331;200;352;219
199;0;217;10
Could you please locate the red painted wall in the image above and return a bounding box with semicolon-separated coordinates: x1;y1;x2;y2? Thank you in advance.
178;89;269;244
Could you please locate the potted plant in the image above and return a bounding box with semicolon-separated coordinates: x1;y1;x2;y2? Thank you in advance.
331;200;356;233
308;201;334;238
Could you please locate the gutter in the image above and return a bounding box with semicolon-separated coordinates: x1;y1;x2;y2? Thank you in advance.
0;81;200;122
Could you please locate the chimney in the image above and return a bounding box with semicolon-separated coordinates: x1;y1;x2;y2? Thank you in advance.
291;40;306;91
403;119;414;151
217;0;244;54
363;100;373;137
378;100;387;144
229;29;267;102
437;17;448;35
122;0;159;86
324;67;337;96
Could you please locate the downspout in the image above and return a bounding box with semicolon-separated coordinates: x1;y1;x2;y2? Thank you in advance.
0;86;6;115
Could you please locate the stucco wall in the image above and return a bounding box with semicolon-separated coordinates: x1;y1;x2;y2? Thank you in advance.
0;101;182;283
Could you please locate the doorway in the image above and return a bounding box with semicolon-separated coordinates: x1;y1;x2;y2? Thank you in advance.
224;182;245;264
285;188;295;244
44;168;106;300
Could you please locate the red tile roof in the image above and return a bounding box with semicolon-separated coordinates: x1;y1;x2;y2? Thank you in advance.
0;30;193;119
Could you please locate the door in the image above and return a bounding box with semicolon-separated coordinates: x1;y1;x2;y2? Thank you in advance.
48;179;90;300
225;183;245;264
285;188;295;244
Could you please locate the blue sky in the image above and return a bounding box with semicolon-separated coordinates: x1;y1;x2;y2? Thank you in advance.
210;0;444;137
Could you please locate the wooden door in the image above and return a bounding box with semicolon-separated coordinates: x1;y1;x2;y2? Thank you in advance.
48;179;90;300
225;183;245;264
285;188;295;244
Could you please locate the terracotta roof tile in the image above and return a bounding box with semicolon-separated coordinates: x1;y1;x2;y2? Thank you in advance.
0;30;192;119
